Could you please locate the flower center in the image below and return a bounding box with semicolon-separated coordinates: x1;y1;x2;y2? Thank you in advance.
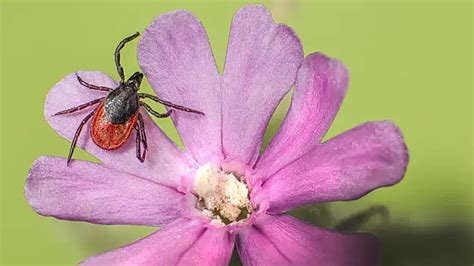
193;163;253;225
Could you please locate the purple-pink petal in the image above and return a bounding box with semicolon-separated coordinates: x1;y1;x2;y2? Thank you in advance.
25;156;195;226
80;219;234;266
255;53;348;183
138;10;222;164
138;5;304;166
221;5;303;165
253;121;408;213
237;214;379;266
44;71;193;188
176;225;235;266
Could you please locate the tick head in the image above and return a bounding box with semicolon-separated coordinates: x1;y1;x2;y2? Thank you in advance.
126;72;144;91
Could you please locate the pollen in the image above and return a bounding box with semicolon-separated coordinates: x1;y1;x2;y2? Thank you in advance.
194;163;253;225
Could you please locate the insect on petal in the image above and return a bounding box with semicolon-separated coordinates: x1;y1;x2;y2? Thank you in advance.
45;71;194;188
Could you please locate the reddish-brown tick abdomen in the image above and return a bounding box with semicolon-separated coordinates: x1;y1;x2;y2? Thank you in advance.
90;103;138;150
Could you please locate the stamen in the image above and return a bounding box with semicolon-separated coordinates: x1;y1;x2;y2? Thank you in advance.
194;163;253;225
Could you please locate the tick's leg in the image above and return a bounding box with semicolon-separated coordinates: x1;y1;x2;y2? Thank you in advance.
114;32;140;82
53;97;104;116
67;110;95;165
137;114;148;162
137;114;148;152
140;101;173;118
138;93;205;116
134;123;144;163
76;74;113;92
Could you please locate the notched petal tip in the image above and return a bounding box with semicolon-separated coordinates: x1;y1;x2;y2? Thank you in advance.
43;71;116;142
24;156;58;216
25;156;88;216
254;51;348;181
325;119;409;188
233;4;272;21
275;23;305;60
305;52;349;93
306;52;349;86
255;120;410;212
233;3;304;55
25;156;193;226
375;120;410;185
232;4;304;55
221;3;303;164
139;9;209;56
138;7;221;162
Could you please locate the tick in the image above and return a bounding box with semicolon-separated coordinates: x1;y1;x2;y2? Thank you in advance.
54;32;204;165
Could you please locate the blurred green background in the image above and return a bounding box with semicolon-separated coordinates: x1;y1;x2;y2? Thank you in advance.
1;0;472;265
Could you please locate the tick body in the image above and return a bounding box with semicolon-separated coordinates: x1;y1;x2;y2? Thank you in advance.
54;32;204;165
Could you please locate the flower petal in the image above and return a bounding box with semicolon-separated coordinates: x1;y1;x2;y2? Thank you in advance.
138;11;221;164
25;156;195;226
81;219;234;266
237;214;379;266
221;5;303;164
253;121;409;213
255;53;348;183
176;225;235;266
45;71;192;188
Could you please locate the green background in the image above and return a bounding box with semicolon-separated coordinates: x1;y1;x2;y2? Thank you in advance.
1;0;472;265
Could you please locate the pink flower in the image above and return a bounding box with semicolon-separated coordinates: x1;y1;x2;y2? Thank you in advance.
25;5;408;266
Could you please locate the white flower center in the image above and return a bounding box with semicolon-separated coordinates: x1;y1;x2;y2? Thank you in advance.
194;163;253;225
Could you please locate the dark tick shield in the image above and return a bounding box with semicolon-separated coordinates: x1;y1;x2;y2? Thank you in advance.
53;32;204;165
